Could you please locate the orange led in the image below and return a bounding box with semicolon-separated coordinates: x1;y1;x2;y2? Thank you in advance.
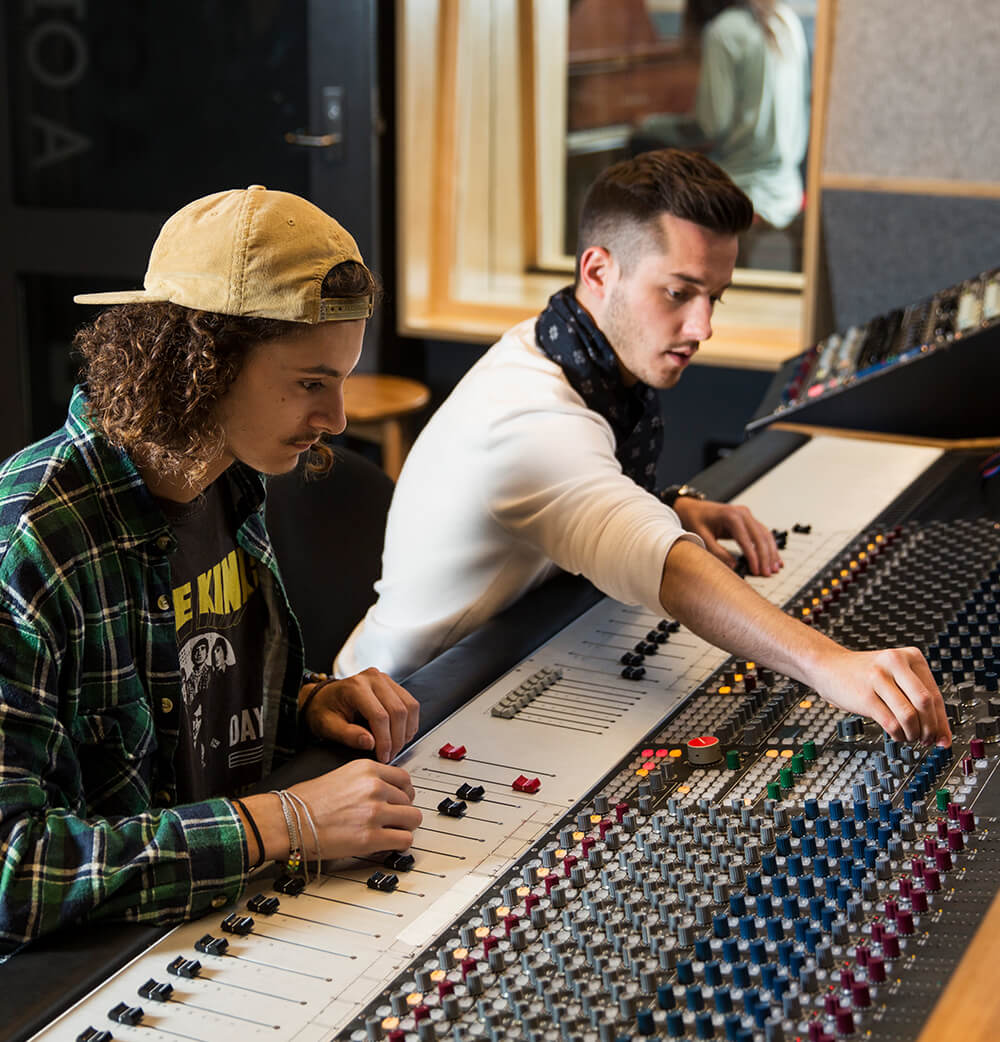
636;768;649;777
431;969;446;982
719;685;732;695
734;674;743;683
382;1017;400;1030
781;749;794;758
516;886;530;899
670;749;683;758
453;947;469;960
496;906;510;918
799;700;813;709
678;785;691;794
537;867;549;878
746;662;756;670
590;814;602;824
765;749;779;758
555;849;567;859
475;926;490;939
572;831;584;842
407;992;423;1006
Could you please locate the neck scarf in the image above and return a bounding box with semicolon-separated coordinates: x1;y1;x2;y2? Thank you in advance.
535;287;663;491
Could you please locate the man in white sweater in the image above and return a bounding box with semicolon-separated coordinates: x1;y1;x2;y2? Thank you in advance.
337;150;950;748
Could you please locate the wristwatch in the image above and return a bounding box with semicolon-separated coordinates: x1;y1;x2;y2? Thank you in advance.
660;483;707;509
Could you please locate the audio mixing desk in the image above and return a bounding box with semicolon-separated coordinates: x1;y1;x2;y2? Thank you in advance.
17;432;1000;1042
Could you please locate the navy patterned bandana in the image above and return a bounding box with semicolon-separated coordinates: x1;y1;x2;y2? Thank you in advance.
535;287;663;491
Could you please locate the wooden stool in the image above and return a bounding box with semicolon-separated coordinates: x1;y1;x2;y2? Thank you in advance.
344;374;431;480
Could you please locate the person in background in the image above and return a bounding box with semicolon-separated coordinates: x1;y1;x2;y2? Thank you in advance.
633;0;810;240
0;186;420;953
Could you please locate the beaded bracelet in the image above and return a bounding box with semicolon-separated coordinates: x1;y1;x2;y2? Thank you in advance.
232;797;265;871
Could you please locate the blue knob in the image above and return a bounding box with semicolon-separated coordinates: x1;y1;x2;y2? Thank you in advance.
687;984;705;1011
636;1009;655;1035
657;983;676;1010
704;960;722;987
714;986;733;1014
677;958;694;985
713;912;730;938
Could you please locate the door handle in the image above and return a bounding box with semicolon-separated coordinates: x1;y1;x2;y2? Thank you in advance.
283;132;341;147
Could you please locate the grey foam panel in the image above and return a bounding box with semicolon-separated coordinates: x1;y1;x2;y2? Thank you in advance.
823;0;1000;181
820;188;1000;332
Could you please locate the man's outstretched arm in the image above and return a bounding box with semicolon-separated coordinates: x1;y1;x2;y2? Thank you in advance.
659;538;952;746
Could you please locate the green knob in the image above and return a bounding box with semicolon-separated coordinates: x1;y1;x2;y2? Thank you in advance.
802;740;817;761
726;749;741;770
791;754;805;775
936;788;951;812
767;781;781;800
779;767;793;789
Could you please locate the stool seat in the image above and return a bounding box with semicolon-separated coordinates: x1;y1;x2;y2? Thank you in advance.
344;373;431;479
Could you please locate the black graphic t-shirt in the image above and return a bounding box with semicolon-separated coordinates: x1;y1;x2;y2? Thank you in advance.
159;480;269;802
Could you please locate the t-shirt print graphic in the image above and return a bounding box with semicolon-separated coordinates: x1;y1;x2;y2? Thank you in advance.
178;631;264;775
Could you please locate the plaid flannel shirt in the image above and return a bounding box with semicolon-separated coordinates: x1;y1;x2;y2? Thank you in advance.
0;388;304;953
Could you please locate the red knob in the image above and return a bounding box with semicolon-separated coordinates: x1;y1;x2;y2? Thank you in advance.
959;810;975;833
852;982;871;1008
923;868;941;892
881;932;900;958
935;849;952;871
910;856;925;878
910;888;928;913
867;956;886;983
947;829;964;853
970;738;986;758
835;1008;855;1037
854;943;870;966
896;910;914;935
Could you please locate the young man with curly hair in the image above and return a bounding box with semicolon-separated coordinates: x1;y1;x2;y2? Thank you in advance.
338;150;951;750
0;186;421;952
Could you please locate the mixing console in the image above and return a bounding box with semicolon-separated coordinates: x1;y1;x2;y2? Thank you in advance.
747;267;1000;438
30;437;1000;1042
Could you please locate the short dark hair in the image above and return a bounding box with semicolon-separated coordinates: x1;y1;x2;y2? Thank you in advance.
75;260;380;483
686;1;779;47
575;149;754;280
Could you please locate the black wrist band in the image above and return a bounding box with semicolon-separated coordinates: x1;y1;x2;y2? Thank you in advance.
300;674;336;725
233;797;266;870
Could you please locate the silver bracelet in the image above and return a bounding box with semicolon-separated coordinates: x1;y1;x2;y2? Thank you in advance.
271;789;302;875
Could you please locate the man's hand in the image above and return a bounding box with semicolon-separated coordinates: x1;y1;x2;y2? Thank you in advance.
808;645;952;748
302;668;420;762
673;498;782;577
241;760;422;865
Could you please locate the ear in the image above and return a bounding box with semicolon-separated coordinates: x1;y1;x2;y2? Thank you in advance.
577;245;618;301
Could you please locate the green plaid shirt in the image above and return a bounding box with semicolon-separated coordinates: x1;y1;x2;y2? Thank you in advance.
0;388;304;953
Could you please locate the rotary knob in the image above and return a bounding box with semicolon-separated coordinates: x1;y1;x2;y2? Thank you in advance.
686;735;723;765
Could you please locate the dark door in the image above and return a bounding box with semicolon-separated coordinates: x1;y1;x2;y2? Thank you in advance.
0;0;380;457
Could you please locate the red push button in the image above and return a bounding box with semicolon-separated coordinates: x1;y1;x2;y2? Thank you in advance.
438;743;467;760
512;775;541;793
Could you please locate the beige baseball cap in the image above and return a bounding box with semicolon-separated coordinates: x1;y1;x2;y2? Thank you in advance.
74;185;373;322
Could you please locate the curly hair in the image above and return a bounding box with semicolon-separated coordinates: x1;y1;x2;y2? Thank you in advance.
74;261;378;486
